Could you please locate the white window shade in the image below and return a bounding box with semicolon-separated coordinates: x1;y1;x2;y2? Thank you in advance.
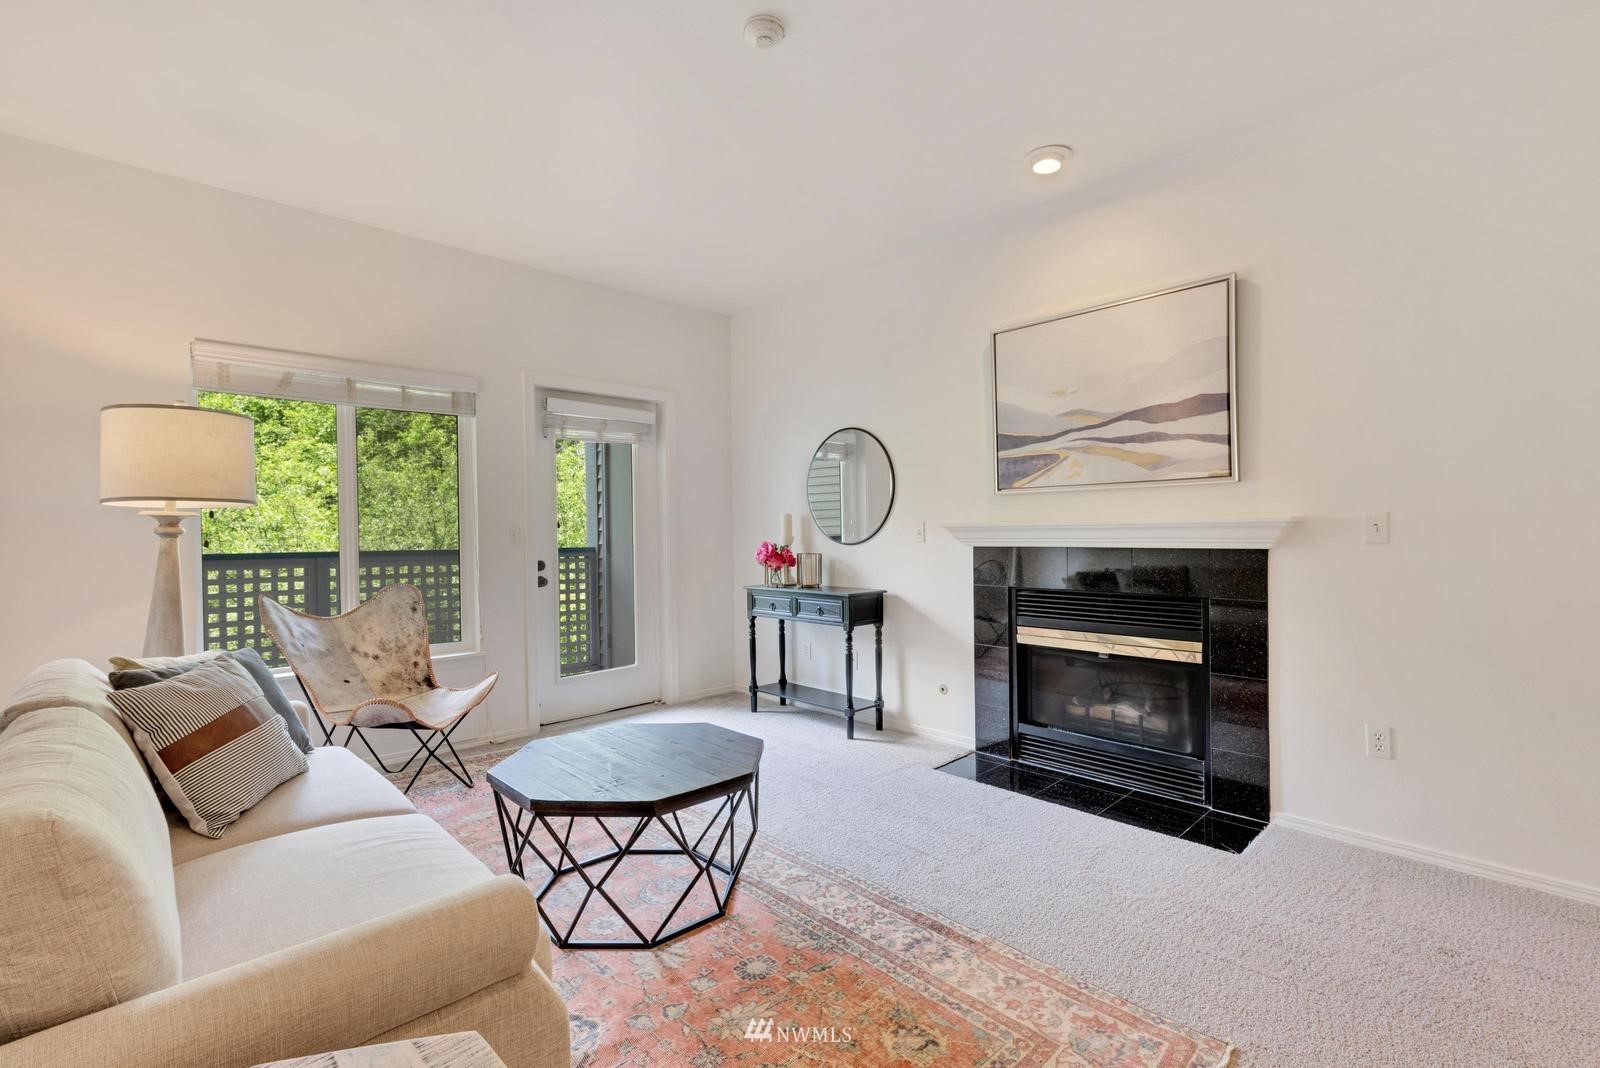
542;393;656;443
191;339;477;416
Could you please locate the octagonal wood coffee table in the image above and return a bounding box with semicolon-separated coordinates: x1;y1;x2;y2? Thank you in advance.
487;722;761;949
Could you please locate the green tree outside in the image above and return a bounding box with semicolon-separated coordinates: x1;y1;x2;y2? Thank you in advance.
199;391;591;555
198;392;340;553
198;393;461;554
556;438;588;549
355;407;459;550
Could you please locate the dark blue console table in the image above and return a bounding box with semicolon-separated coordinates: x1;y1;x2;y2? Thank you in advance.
746;584;886;739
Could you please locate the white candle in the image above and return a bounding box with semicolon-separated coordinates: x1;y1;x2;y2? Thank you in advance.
780;512;793;546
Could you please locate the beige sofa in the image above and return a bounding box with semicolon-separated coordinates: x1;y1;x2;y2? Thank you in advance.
0;659;569;1068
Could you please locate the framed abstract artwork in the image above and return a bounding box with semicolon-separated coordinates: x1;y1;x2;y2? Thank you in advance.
992;274;1237;493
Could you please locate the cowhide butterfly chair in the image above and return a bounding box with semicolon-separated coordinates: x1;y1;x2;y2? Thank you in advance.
259;583;496;793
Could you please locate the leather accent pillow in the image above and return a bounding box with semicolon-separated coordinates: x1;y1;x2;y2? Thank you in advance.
109;648;314;754
109;657;307;838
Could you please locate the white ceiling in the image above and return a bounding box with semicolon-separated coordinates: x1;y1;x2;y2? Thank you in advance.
0;1;1588;312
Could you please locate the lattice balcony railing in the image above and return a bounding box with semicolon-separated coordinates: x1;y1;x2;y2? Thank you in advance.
557;547;599;675
205;547;598;671
202;549;462;668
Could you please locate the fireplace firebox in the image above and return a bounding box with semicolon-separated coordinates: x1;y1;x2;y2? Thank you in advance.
1011;588;1211;803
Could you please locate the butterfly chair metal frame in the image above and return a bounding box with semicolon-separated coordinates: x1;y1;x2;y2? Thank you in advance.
258;584;497;794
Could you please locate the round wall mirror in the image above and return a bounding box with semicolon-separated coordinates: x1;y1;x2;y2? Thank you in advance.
806;427;895;545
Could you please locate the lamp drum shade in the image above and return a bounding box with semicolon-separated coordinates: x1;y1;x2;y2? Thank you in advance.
99;404;257;509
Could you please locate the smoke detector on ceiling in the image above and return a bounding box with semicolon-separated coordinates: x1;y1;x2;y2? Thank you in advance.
744;14;785;50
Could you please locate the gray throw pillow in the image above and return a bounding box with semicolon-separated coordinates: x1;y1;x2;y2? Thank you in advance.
109;648;314;754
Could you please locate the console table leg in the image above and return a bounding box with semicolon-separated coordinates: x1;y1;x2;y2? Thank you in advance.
844;626;855;739
748;615;758;713
875;622;884;731
777;618;787;704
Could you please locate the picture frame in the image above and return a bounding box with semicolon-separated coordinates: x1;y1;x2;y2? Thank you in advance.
991;274;1238;494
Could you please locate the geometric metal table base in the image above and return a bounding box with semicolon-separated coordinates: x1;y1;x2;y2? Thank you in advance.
492;779;757;950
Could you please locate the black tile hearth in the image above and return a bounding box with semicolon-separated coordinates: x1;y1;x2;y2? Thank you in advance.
976;759;1063;794
1030;774;1127;814
1181;811;1267;853
937;752;1006;781
1099;794;1209;837
936;753;1253;850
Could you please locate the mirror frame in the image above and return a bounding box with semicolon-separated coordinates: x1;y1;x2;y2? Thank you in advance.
805;426;895;545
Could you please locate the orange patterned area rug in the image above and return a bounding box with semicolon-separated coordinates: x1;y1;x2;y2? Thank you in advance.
402;748;1233;1068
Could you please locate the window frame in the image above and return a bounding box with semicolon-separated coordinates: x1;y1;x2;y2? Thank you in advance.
189;346;480;660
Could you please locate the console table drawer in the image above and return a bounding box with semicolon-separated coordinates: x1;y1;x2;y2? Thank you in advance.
751;595;797;618
795;597;844;623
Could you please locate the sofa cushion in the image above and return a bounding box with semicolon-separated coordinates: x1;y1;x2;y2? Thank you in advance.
110;657;309;839
173;812;491;978
1;658;139;760
108;650;224;671
168;745;416;864
0;708;181;1043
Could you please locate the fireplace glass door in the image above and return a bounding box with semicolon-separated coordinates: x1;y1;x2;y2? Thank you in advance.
1023;647;1206;759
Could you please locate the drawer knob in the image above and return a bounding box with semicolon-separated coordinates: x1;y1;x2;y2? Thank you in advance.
815;606;824;615
768;601;777;610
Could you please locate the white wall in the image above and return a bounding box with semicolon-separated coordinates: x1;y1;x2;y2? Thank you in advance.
0;133;734;744
731;12;1600;892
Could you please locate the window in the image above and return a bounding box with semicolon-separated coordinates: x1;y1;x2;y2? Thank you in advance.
554;438;636;676
541;393;652;679
192;342;477;667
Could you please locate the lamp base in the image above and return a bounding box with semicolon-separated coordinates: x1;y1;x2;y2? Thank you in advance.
141;510;195;658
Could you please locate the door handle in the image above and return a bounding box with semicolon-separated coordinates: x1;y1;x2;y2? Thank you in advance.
536;559;546;572
537;576;549;588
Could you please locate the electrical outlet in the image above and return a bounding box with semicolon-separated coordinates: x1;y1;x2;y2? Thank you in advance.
912;521;926;543
1363;511;1390;544
803;640;813;661
1365;724;1394;759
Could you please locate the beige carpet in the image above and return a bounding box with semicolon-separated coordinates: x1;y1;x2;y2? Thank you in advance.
448;693;1600;1067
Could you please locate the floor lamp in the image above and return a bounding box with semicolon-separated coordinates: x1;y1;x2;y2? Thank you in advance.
99;402;257;657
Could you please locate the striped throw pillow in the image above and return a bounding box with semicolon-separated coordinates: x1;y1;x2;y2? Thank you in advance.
109;656;307;838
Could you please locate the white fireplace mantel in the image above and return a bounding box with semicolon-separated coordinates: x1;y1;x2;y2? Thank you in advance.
939;518;1297;550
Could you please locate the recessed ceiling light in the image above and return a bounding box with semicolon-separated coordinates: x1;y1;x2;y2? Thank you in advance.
1025;145;1073;176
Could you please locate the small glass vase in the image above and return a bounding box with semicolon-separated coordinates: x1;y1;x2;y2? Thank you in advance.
765;566;793;588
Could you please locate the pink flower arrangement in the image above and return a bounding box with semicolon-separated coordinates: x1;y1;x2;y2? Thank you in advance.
755;541;796;571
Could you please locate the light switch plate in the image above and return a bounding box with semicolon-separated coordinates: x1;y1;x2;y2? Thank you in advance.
1363;511;1390;544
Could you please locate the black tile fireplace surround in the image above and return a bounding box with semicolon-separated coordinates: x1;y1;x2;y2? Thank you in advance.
944;545;1269;852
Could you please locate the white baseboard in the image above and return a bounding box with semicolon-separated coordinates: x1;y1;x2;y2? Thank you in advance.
673;682;741;703
666;684;973;750
880;715;975;750
1273;812;1600;907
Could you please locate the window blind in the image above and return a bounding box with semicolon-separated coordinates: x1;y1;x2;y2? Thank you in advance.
807;456;843;540
542;393;656;443
190;340;477;416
